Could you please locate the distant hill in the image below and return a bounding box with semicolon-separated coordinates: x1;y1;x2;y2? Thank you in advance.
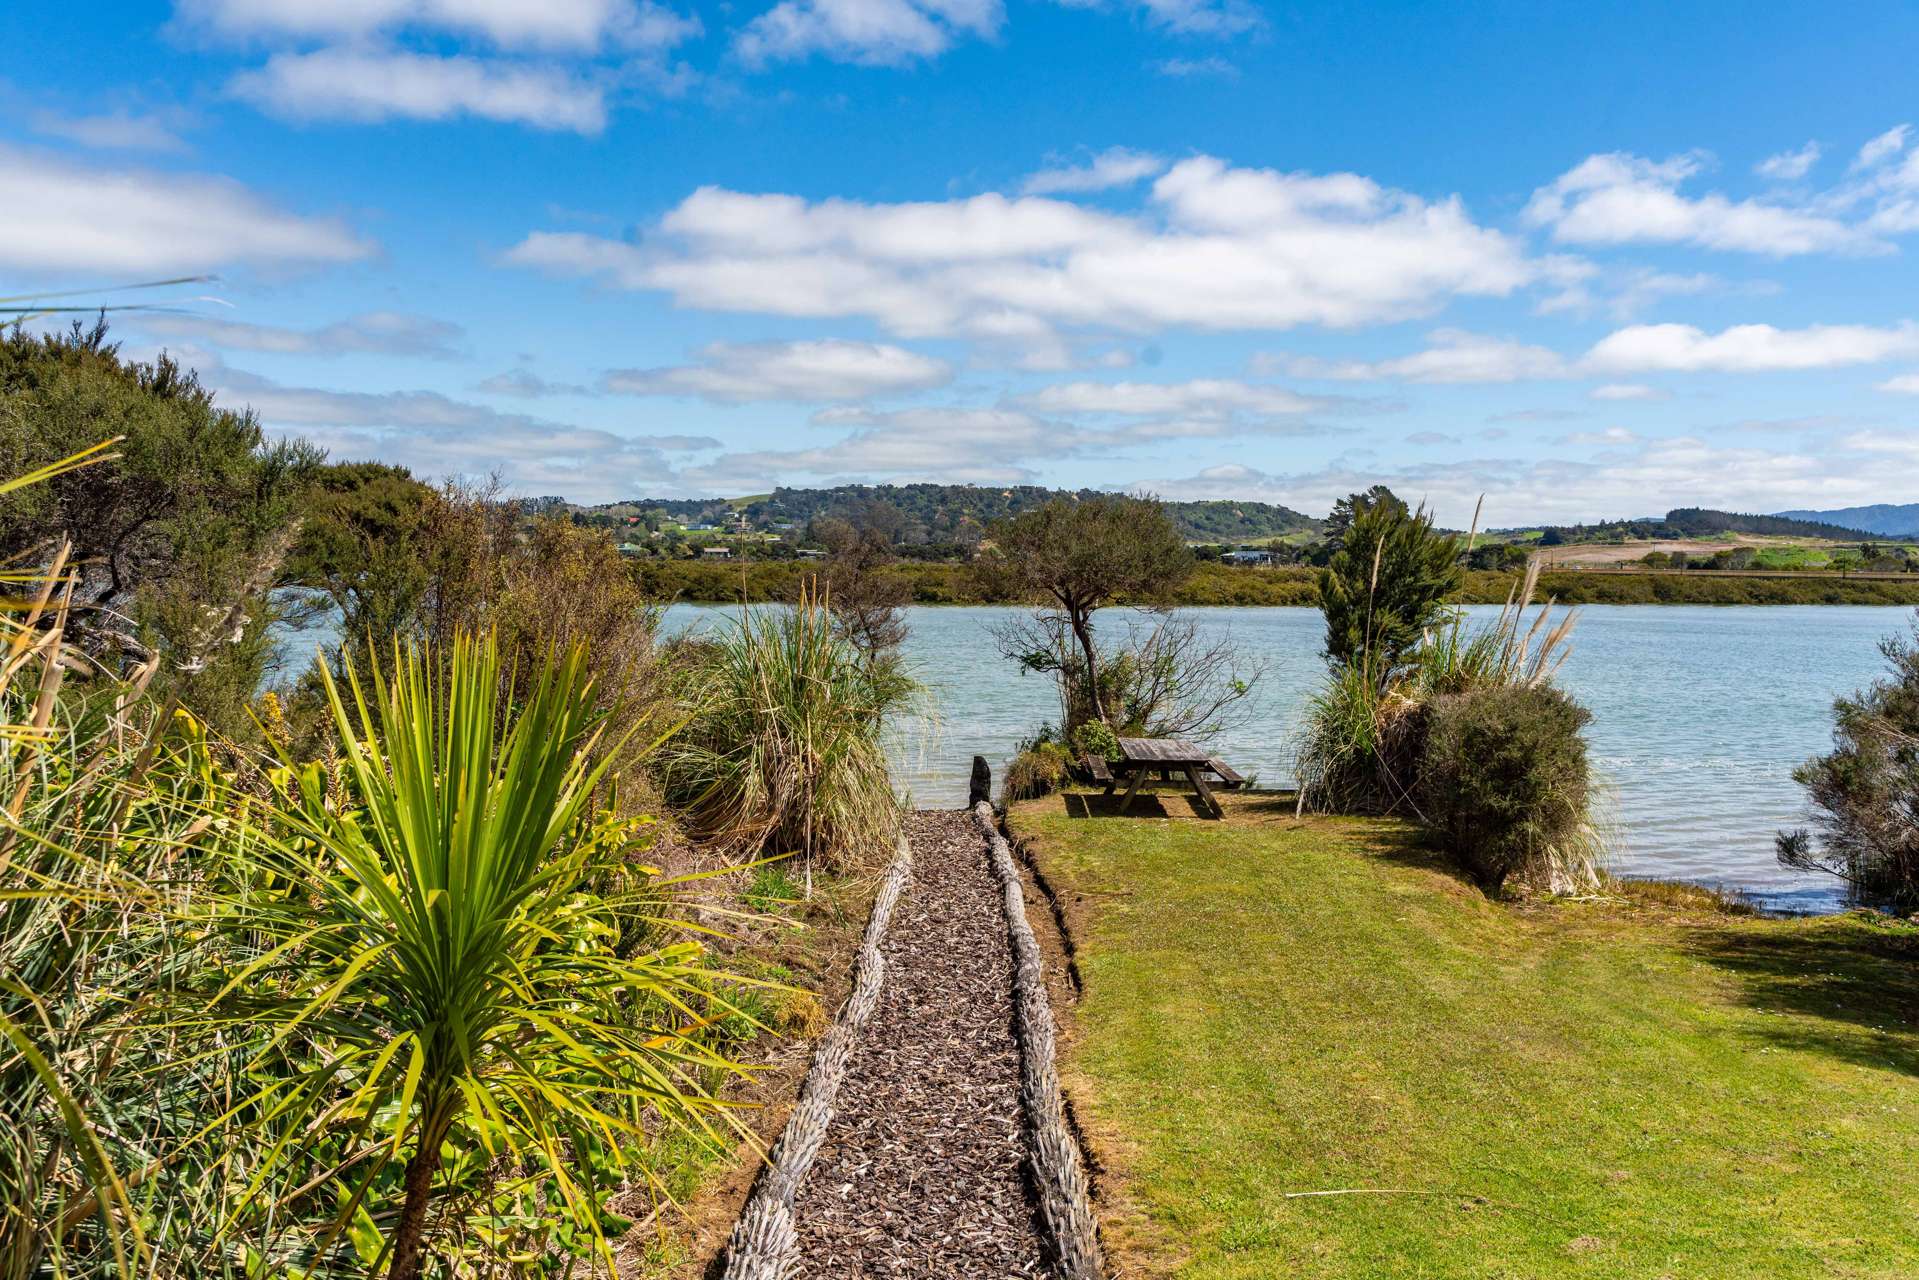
1664;508;1882;540
586;484;1320;545
1772;503;1919;538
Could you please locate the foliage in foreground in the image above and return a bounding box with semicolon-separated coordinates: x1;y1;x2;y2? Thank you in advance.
184;633;752;1278
1779;610;1919;912
1;578;755;1275
656;591;917;879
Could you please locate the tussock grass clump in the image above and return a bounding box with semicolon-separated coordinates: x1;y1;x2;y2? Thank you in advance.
658;590;917;877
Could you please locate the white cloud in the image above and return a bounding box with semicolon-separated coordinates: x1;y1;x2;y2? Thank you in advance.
1021;147;1166;196
1852;124;1909;172
1755;141;1820;182
230;49;610;132
1145;433;1917;530
733;0;1003;66
140;311;462;358
476;369;591;397
1524;152;1879;256
1588;383;1667;402
207;360;715;501
1583;322;1919;373
1130;0;1263;36
0;145;372;275
1017;377;1318;417
1875;373;1919;394
1149;55;1237;78
602;339;953;402
506;155;1544;352
1273;329;1571;384
30;109;191;153
174;0;699;52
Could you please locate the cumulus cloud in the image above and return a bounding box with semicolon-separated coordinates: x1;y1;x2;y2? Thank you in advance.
1016;377;1319;417
733;0;1003;66
174;0;699;52
1524;152;1879;256
1852;124;1910;172
1021;147;1167;196
505;155;1544;353
207;360;716;501
1264;321;1919;387
1117;0;1263;36
0;145;372;275
30;108;191;153
1876;373;1919;394
475;369;592;397
602;339;953;402
140;311;462;358
1270;329;1571;384
1149;55;1237;78
1588;383;1666;402
1144;433;1917;530
1583;322;1919;373
229;49;611;132
1756;141;1820;181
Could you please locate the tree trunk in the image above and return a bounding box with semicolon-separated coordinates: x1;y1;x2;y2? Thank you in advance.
387;1109;451;1280
1068;605;1108;727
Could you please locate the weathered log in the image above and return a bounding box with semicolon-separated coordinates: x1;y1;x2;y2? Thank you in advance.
972;801;1108;1280
719;834;913;1280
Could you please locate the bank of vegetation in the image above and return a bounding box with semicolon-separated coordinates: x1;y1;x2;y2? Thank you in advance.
0;323;918;1277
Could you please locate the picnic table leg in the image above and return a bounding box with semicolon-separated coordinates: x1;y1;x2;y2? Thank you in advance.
1116;765;1147;814
1184;764;1222;819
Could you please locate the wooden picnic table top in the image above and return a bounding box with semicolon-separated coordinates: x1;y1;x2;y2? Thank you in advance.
1115;736;1211;766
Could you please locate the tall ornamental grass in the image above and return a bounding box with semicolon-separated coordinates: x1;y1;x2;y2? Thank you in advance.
657;589;916;880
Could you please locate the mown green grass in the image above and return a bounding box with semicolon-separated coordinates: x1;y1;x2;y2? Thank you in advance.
1009;793;1919;1280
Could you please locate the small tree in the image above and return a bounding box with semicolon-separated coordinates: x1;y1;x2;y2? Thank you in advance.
1317;490;1461;680
1778;612;1919;912
979;495;1192;726
807;516;909;671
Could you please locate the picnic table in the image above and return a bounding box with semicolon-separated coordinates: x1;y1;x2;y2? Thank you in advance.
1092;736;1243;818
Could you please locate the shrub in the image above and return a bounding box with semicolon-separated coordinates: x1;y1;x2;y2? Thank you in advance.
656;591;917;880
1421;683;1597;893
1318;489;1462;679
1778;611;1919;912
1072;719;1121;762
1003;735;1075;803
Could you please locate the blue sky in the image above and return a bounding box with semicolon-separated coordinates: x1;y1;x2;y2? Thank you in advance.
5;1;1919;525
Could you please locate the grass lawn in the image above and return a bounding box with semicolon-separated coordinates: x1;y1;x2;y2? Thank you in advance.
1007;791;1919;1280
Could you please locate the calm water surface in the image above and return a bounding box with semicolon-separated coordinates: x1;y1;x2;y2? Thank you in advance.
665;603;1911;913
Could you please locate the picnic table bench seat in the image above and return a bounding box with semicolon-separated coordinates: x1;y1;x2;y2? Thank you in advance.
1204;756;1245;788
1100;736;1235;818
1080;752;1114;786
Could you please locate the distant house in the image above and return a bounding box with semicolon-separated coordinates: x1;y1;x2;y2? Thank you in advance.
1223;548;1271;566
683;522;719;533
616;542;647;557
700;545;733;559
795;547;827;560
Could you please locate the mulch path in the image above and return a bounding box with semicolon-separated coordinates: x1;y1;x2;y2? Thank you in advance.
789;810;1055;1278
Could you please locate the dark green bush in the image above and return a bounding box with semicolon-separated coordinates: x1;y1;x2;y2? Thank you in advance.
1778;612;1919;912
1421;684;1594;892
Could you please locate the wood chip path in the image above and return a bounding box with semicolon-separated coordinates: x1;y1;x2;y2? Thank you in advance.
788;810;1056;1278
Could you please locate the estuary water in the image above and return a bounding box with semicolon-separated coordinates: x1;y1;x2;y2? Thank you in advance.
664;603;1913;913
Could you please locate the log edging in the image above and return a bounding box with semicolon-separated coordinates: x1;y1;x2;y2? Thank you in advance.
717;834;913;1280
971;800;1108;1280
